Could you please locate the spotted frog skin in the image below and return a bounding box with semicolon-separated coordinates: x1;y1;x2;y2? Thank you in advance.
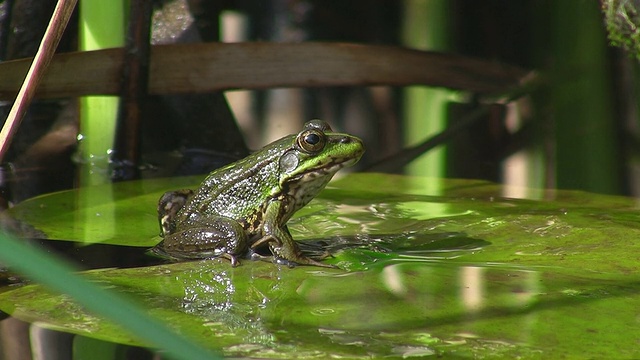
152;120;365;267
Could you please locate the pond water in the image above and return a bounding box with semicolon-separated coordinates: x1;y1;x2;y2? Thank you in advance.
1;173;639;358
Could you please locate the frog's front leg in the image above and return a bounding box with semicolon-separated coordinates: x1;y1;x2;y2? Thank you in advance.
154;216;248;266
252;200;336;268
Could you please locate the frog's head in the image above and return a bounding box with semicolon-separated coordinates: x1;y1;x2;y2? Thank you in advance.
277;120;365;198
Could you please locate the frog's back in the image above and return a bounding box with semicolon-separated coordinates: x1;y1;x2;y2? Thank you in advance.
180;138;288;221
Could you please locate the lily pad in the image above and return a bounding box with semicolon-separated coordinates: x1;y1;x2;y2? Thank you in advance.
7;175;202;246
2;173;640;358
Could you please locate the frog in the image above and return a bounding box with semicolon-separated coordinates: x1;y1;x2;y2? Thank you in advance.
152;119;365;268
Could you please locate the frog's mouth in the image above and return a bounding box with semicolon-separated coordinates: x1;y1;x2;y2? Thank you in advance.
314;155;360;175
282;154;361;201
285;158;351;185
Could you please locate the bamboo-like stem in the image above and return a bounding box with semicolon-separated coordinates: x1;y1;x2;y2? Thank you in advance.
0;0;78;162
401;0;452;177
111;0;153;182
78;0;125;186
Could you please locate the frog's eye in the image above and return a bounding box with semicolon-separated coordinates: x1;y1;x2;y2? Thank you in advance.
297;129;326;153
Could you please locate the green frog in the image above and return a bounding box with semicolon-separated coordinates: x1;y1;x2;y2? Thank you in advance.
152;120;364;268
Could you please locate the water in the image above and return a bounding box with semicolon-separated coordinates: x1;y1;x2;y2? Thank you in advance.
3;255;636;358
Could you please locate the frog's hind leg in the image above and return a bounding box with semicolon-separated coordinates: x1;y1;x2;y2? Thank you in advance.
160;216;248;266
273;251;337;268
152;238;242;267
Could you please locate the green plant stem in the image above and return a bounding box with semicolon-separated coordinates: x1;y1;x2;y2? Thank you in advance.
78;0;126;186
401;0;454;177
551;2;618;193
0;0;77;162
0;231;219;360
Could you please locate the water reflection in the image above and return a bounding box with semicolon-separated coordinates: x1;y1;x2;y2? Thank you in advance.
161;260;544;357
297;263;540;329
2;254;638;358
176;266;277;347
0;228;540;358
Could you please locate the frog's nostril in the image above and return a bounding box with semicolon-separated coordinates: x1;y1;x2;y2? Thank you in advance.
339;137;351;144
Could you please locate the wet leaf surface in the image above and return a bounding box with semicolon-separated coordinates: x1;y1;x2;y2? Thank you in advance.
2;173;640;358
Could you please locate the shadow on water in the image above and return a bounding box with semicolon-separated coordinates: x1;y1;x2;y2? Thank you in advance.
296;231;491;261
1;230;490;283
0;239;161;286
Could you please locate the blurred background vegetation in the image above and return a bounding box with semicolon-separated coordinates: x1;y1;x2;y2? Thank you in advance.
0;0;639;205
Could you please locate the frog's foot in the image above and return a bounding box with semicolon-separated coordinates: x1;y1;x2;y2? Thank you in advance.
248;251;274;263
274;255;338;269
220;253;241;267
251;236;336;268
251;235;277;249
271;244;337;268
313;249;333;261
249;251;335;268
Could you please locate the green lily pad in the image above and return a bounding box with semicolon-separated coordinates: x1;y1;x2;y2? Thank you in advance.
2;173;640;358
7;175;202;246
